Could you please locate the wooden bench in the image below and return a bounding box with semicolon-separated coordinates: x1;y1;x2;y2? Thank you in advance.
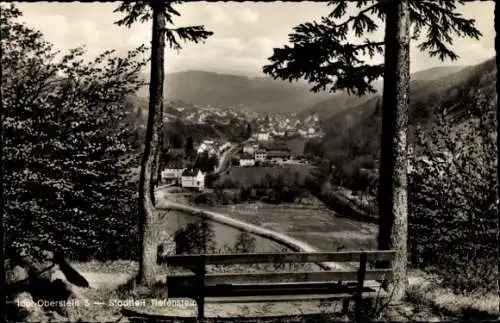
160;250;395;321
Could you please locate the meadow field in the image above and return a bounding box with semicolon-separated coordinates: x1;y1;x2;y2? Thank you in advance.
202;202;377;251
218;164;313;187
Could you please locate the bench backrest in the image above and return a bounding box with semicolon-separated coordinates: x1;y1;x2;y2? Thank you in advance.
161;250;396;284
161;250;395;266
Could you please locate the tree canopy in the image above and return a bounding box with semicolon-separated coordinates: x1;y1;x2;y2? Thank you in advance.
2;4;147;259
263;0;481;96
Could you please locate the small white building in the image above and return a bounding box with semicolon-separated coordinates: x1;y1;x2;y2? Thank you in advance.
181;169;205;191
254;150;267;162
257;132;270;141
161;168;185;184
239;154;255;167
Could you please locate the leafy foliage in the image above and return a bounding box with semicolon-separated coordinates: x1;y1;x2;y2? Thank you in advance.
174;217;217;255
408;94;498;293
2;4;147;260
194;151;219;173
263;0;481;96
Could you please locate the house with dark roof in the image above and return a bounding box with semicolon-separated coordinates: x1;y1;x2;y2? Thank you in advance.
181;168;205;190
161;159;186;185
266;150;292;165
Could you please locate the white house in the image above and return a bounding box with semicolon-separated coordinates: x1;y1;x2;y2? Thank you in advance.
181;169;205;191
239;154;255;167
257;132;270;141
161;167;185;184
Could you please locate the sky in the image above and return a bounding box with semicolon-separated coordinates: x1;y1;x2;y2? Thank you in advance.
15;1;495;77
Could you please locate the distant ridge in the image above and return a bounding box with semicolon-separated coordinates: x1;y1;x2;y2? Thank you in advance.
137;70;335;114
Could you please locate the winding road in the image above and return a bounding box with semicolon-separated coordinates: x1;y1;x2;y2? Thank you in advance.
209;143;240;176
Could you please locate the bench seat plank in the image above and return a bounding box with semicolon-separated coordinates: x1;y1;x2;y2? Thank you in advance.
168;269;393;285
204;291;387;304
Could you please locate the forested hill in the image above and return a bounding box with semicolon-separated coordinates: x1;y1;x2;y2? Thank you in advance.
137;70;334;114
305;57;496;177
298;65;466;121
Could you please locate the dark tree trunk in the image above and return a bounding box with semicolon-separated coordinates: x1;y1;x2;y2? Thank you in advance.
496;0;499;257
377;0;410;302
137;3;166;287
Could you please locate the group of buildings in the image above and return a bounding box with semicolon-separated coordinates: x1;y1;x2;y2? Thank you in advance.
251;113;323;140
160;140;231;191
161;167;206;191
238;140;293;167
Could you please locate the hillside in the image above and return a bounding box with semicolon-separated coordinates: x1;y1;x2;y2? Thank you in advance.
137;70;334;114
309;57;496;177
300;65;467;121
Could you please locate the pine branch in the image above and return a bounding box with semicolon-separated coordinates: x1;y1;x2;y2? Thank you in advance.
263;0;482;96
114;1;213;51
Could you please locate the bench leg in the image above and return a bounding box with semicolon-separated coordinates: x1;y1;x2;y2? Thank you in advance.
342;299;350;315
196;297;204;322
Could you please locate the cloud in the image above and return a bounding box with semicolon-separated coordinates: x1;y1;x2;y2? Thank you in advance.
205;6;233;26
235;8;259;24
207;37;245;52
20;13;71;47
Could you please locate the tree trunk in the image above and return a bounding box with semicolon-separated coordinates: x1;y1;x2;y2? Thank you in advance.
137;3;166;288
496;0;499;253
377;0;410;302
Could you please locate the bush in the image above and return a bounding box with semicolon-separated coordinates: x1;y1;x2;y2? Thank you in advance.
408;95;498;294
2;5;145;261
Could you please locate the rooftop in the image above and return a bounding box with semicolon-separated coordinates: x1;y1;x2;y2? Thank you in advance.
182;168;203;177
266;150;292;158
240;153;254;160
